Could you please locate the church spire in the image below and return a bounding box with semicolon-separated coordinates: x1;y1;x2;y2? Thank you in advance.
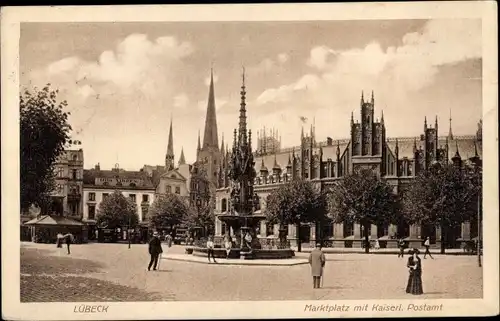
220;133;225;156
196;130;201;159
238;67;248;145
202;68;219;150
165;117;174;170
448;108;454;140
178;147;186;166
361;91;364;104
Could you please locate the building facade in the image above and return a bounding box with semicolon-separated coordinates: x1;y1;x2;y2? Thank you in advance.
51;148;84;217
82;164;156;239
214;89;482;249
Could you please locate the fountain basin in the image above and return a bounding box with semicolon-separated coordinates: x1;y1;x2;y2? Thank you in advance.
190;246;295;259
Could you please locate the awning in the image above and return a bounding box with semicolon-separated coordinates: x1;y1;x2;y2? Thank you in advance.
24;215;84;226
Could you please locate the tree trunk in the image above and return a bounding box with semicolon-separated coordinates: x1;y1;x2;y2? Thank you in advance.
364;223;370;254
297;224;301;252
440;224;446;254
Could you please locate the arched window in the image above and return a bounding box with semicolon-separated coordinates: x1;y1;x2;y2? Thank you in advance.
72;154;77;161
221;198;227;212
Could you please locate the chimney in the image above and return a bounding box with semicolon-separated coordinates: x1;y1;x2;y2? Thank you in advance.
95;163;101;171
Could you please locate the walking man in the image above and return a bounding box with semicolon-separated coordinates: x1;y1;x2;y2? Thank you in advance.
207;236;217;263
308;242;326;289
64;232;73;254
423;237;434;259
148;231;163;271
398;238;405;258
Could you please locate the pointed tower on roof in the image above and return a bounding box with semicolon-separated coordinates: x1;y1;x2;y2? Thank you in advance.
448;108;454;140
202;68;219;150
197;68;222;187
165;117;175;171
178;147;186;166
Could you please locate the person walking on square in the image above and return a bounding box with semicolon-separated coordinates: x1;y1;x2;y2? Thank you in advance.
406;248;424;295
64;232;73;254
423;237;434;259
56;233;63;248
374;239;380;250
148;231;163;271
224;235;232;259
308;242;326;289
207;236;217;263
398;238;405;258
166;232;173;248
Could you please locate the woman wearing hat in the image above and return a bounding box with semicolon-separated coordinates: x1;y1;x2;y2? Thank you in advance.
406;248;423;295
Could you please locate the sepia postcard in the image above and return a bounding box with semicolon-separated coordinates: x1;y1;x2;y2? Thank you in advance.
1;2;499;320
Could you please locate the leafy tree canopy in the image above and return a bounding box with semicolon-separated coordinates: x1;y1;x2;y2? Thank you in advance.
96;191;139;228
402;163;480;228
149;193;188;230
20;84;72;211
265;179;328;226
328;169;400;253
184;197;215;234
328;169;401;227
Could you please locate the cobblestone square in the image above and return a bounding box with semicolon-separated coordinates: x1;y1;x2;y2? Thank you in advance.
20;242;482;302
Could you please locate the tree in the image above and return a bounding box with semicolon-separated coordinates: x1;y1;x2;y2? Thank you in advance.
265;179;328;252
20;84;72;212
328;169;400;253
149;193;188;232
96;191;139;229
184;197;216;237
402;163;480;254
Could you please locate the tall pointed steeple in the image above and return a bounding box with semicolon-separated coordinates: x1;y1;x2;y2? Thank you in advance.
238;67;248;145
202;68;219;150
165;117;175;171
448;108;454;140
196;130;201;159
220;133;225;156
178;147;186;166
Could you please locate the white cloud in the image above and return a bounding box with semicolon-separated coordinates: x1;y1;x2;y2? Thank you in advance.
173;93;189;109
307;46;336;69
76;85;96;99
256;19;481;110
277;53;289;64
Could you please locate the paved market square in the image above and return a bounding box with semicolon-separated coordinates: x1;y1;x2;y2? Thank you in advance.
21;242;482;302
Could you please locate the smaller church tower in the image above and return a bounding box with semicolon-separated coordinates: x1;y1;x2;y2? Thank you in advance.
165;118;175;171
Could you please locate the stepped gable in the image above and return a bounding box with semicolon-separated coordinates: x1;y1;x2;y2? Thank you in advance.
385;135;481;160
253;139;350;172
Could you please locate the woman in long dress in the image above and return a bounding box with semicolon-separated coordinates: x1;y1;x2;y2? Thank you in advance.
406;248;423;295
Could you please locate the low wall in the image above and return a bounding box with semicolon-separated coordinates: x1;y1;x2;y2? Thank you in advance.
190;247;295;259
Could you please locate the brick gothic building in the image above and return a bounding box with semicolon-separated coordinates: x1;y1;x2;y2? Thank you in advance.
214;88;482;249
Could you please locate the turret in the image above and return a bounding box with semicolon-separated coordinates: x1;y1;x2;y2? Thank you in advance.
451;141;462;167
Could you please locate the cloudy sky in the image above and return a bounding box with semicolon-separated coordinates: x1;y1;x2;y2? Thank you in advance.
20;19;482;170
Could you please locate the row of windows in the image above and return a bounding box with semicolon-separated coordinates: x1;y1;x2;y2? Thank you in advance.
55;168;82;180
87;204;150;220
87;192;149;203
165;185;181;194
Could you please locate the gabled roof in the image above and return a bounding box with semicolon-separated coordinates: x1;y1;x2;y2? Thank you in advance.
25;215;84;226
159;168;187;181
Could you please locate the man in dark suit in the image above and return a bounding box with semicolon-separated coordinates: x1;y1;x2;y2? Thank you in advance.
308;242;326;289
148;231;163;271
